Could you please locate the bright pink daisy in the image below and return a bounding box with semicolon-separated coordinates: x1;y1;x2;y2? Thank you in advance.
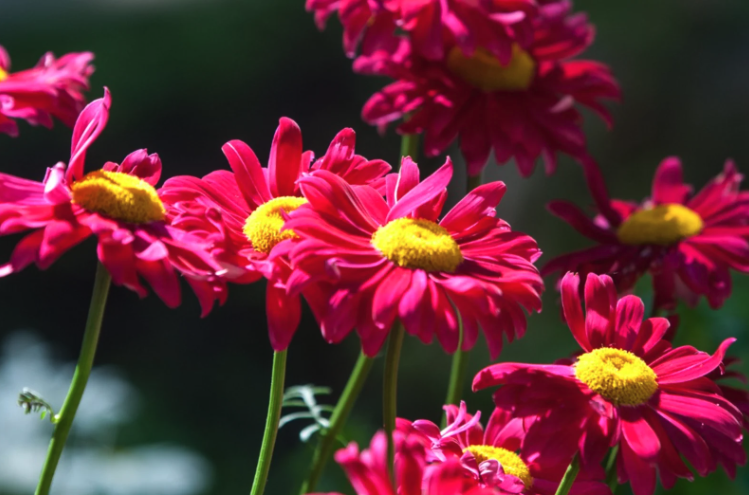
359;0;619;177
282;157;543;358
159;118;391;350
0;90;221;307
544;157;749;311
0;45;94;137
306;0;536;62
473;272;745;495
402;401;609;495
310;427;510;495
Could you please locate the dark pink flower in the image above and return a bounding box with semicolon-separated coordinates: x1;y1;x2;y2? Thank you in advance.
0;90;221;307
360;0;619;177
0;45;93;137
310;428;509;495
282;157;543;358
159;119;390;350
403;401;610;495
473;272;745;495
544;157;749;311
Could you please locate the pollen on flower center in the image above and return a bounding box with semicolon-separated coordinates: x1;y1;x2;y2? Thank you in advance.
71;170;165;224
446;45;536;92
243;196;308;254
371;217;463;272
575;348;658;406
464;445;533;488
0;67;8;82
617;204;703;246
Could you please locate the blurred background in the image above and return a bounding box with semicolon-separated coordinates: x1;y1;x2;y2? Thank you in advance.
1;0;748;494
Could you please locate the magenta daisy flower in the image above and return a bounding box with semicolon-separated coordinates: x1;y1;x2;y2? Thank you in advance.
0;90;221;307
473;272;744;495
311;427;508;495
544;157;749;311
282;157;543;357
159;118;390;349
403;401;609;495
0;45;94;137
359;0;619;177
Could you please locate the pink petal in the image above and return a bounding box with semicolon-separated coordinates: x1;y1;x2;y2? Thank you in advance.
268;117;304;197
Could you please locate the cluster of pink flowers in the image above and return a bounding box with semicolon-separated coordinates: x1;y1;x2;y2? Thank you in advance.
1;2;748;495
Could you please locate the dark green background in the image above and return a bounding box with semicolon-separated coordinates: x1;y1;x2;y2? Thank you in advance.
1;0;748;494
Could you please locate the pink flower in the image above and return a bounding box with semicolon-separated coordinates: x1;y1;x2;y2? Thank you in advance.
473;272;745;495
282;157;543;357
159;119;390;350
403;401;610;495
0;90;221;308
0;45;94;137
360;0;619;177
544;157;749;311
310;428;509;495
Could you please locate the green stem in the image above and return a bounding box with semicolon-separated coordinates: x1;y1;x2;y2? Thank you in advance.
383;322;405;479
35;262;112;495
554;454;580;495
250;349;288;495
605;446;619;492
467;172;483;192
299;351;374;494
399;132;420;163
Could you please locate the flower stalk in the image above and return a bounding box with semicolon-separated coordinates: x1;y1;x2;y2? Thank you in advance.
250;349;288;495
605;446;619;492
553;454;580;495
383;321;405;478
35;262;112;495
299;351;374;494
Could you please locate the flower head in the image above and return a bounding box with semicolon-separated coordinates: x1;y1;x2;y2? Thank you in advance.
473;272;745;495
283;157;543;357
0;45;94;137
0;90;221;308
360;1;619;177
544;157;749;311
403;401;610;495
159;119;391;349
310;427;508;495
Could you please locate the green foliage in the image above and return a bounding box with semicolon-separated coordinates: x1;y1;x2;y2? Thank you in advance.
18;388;57;423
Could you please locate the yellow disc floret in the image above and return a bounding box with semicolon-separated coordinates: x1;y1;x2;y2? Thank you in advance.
575;348;658;406
371;217;463;272
464;445;533;488
617;204;703;246
243;196;307;254
0;67;8;82
446;45;536;92
71;170;165;224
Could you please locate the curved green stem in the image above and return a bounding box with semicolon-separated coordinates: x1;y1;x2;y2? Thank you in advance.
383;322;405;478
467;172;483;193
605;446;619;492
250;349;288;495
554;454;580;495
300;351;374;494
35;262;112;495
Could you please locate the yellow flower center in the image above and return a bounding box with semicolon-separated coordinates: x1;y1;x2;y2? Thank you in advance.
71;170;165;224
0;67;8;82
617;204;703;246
243;196;307;254
371;218;463;272
575;348;658;406
464;445;533;488
446;45;535;92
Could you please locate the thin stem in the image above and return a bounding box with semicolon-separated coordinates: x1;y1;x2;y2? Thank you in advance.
553;454;580;495
383;321;405;479
299;351;374;494
466;172;483;193
250;349;288;495
605;446;619;492
399;132;420;164
35;262;112;495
